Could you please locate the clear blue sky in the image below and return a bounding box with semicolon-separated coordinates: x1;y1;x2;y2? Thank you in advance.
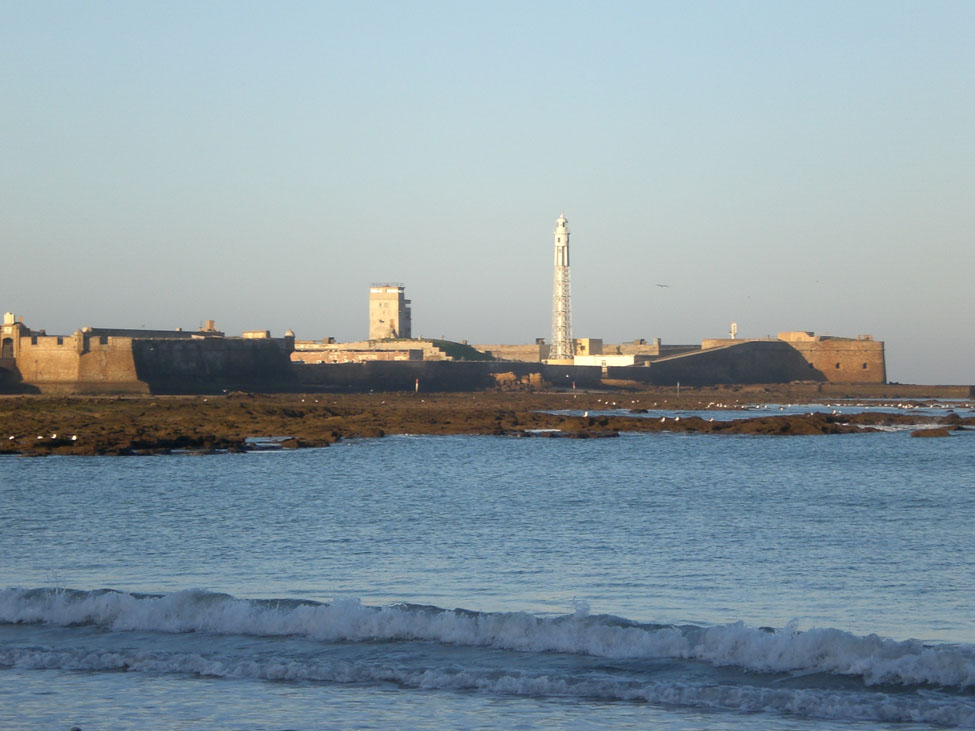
2;1;972;383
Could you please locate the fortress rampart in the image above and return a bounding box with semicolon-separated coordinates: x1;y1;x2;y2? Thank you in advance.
0;317;294;394
130;338;296;393
701;332;886;384
8;330;142;393
779;333;886;384
0;312;887;395
293;360;607;392
631;340;822;386
290;341;820;392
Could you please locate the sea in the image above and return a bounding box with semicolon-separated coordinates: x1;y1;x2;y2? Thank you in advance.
2;403;975;729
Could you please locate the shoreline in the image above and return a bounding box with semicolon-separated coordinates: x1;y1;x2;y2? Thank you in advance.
1;385;972;456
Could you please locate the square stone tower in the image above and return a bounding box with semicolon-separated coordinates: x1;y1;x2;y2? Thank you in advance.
369;284;412;340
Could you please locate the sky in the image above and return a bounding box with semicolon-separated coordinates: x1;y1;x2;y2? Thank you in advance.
1;1;972;384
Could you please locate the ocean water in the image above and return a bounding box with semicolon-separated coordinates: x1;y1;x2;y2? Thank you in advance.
2;417;975;729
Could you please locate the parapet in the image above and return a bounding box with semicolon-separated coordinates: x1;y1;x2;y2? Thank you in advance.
80;327;221;339
777;331;818;342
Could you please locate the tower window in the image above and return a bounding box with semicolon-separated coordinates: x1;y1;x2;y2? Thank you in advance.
835;362;841;369
862;362;868;369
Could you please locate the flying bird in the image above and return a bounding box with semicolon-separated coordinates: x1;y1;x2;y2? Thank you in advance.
655;283;670;288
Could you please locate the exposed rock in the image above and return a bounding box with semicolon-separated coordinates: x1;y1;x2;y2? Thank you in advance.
1;389;971;455
910;428;952;438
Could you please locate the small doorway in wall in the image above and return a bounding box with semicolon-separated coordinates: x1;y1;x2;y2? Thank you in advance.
1;338;13;358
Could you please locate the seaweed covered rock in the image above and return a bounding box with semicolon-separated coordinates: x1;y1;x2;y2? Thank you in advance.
910;428;952;438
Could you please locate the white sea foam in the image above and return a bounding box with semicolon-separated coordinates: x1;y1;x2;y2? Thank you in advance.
3;588;975;689
2;644;974;726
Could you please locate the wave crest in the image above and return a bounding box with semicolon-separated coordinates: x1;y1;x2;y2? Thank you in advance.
3;644;974;726
3;587;975;689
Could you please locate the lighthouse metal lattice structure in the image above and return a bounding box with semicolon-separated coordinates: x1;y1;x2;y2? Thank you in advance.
550;213;573;360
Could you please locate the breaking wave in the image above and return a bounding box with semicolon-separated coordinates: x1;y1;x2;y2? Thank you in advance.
4;587;975;691
3;643;975;726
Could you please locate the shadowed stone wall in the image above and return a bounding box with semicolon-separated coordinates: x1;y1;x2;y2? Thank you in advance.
785;339;886;384
621;341;825;387
702;334;886;384
1;328;875;394
291;343;822;392
131;338;296;394
4;329;296;394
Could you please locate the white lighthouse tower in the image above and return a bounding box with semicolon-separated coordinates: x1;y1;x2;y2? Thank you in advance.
550;213;573;360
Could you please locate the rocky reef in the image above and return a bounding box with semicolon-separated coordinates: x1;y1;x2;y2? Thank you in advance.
0;388;971;456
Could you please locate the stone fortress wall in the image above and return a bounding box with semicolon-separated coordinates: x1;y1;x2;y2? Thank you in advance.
2;319;143;392
625;340;820;386
777;332;887;384
700;332;886;385
1;314;294;394
478;332;884;386
129;337;296;393
290;340;822;391
1;309;889;394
